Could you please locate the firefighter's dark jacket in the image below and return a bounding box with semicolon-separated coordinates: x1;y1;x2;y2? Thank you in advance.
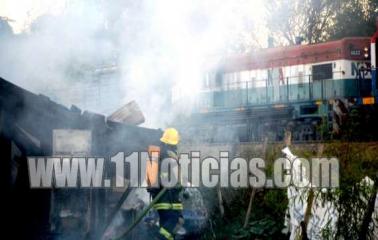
147;143;182;205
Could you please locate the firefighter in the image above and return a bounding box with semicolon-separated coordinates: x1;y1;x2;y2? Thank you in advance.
146;128;185;240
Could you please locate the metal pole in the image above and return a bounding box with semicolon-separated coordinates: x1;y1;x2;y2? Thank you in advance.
372;68;377;97
246;81;249;106
287;77;289;102
113;188;168;240
309;75;312;100
101;185;133;238
265;78;268;104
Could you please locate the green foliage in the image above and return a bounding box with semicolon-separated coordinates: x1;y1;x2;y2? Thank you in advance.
329;0;378;40
340;106;378;141
203;189;288;239
203;142;378;239
317;116;331;140
266;0;339;44
263;190;288;216
232;217;285;239
266;0;378;45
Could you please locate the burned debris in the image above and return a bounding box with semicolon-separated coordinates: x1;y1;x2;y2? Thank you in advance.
0;77;162;239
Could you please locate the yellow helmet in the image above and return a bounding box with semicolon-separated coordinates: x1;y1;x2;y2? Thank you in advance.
160;128;180;145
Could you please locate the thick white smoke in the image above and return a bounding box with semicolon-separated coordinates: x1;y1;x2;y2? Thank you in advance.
0;0;265;127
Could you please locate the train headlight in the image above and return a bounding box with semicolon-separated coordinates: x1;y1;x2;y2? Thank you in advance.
364;46;369;59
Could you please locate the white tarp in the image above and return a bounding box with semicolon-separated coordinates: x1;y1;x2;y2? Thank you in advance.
282;147;378;239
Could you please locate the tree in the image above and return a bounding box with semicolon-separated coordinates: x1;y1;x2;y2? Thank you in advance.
266;0;378;46
266;0;338;45
329;0;378;40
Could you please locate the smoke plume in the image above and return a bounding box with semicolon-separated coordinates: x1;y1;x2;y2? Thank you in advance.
0;0;264;127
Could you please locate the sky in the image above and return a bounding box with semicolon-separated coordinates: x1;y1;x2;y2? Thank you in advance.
1;0;267;35
0;0;66;33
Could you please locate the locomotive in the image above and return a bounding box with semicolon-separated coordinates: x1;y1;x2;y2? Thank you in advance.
179;31;378;142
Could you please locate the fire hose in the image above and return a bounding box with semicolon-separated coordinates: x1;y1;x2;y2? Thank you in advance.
111;188;168;240
102;185;133;237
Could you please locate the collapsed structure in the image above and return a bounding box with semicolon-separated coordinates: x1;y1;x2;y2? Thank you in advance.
0;77;162;239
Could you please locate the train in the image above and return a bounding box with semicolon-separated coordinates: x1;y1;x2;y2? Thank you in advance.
178;31;378;143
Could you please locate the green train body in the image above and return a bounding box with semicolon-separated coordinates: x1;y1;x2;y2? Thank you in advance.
179;37;378;142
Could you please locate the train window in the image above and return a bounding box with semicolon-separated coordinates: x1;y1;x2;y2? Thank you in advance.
213;92;224;107
238;126;248;142
215;71;223;87
241;71;249;82
203;73;210;88
298;71;304;85
312;63;332;81
251;77;256;88
300;105;318;115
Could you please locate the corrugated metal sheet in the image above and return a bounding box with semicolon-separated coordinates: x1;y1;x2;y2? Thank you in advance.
108;101;145;125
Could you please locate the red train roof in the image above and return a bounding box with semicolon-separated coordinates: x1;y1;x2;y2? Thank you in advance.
216;37;370;72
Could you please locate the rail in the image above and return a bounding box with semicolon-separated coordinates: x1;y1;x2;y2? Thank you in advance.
196;71;371;110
